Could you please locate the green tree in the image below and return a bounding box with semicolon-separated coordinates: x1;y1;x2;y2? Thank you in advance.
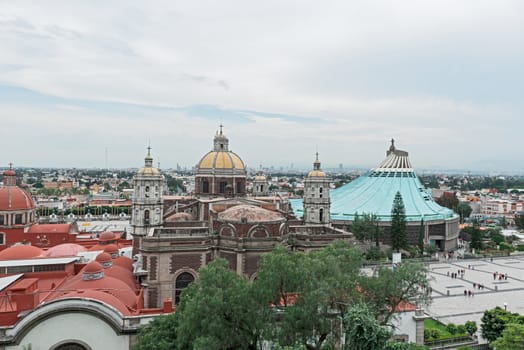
481;307;524;343
418;220;425;256
436;193;459;211
456;202;472;224
176;258;264;350
134;313;178;350
464;320;478;336
352;212;383;247
515;213;524;230
390;192;407;252
464;225;483;251
491;323;524;350
360;262;429;325
257;242;363;349
344;302;392;350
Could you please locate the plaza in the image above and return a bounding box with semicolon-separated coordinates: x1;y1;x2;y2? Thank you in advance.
427;255;524;339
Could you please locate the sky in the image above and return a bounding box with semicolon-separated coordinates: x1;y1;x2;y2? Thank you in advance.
0;1;523;173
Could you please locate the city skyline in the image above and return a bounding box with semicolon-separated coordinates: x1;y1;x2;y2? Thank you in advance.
1;1;523;172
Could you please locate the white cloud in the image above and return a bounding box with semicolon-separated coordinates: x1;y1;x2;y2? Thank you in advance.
0;1;523;172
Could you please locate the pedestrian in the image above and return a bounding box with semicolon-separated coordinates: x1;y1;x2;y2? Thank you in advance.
464;289;467;296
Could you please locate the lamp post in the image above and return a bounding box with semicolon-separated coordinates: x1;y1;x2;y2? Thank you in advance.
503;302;508;311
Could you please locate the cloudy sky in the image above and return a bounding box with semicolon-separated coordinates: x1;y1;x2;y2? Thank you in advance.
1;1;523;172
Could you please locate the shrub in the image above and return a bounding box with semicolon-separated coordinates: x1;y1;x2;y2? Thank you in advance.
456;325;467;335
446;323;457;335
464;321;477;336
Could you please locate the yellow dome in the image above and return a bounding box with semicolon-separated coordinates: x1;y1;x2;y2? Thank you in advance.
254;175;266;181
197;151;245;170
137;167;161;176
308;170;326;177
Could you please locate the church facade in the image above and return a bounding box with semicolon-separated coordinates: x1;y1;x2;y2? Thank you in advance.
132;127;353;308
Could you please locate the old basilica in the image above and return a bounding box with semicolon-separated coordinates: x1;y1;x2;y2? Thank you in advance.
131;126;354;308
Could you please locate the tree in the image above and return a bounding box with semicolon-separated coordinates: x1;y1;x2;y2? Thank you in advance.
344;302;392;350
134;313;178;350
481;307;524;343
491;323;524;350
456;202;472;224
418;220;425;256
515;213;524;230
176;258;264;350
352;212;383;247
343;303;428;350
463;225;483;251
359;262;429;325
256;242;363;349
436;193;459;211
390;191;407;252
464;320;478;336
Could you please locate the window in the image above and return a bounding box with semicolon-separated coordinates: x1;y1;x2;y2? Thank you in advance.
175;272;195;304
0;215;4;225
202;180;209;193
0;232;5;245
15;214;22;225
237;181;243;193
53;342;89;350
219;182;227;193
319;208;324;222
144;210;150;225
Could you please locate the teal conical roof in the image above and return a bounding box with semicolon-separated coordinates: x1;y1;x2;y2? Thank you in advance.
291;140;457;222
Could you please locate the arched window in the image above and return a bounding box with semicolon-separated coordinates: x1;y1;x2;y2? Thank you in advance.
175;272;195;304
319;208;324;222
52;342;89;350
144;210;150;225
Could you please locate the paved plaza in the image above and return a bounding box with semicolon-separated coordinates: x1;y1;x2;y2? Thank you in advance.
426;255;524;333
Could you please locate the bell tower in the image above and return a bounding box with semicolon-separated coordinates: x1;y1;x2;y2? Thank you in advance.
303;153;331;225
131;146;165;253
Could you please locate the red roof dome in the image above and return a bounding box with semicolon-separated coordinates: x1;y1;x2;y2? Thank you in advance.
112;256;134;271
0;245;44;260
3;170;16;176
95;252;113;269
44;243;87;258
0;186;35;211
103;244;119;258
105;265;137;289
83;260;104;274
64;274;137;308
99;231;119;242
53;290;132;316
